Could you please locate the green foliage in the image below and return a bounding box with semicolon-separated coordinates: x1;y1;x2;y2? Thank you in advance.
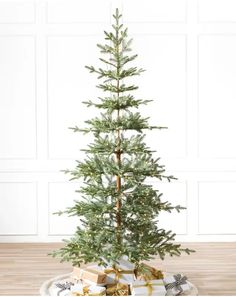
51;9;195;267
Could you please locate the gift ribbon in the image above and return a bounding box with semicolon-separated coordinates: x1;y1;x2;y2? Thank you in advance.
104;265;133;282
137;264;164;281
72;285;105;296
165;274;188;293
106;284;128;296
55;282;74;296
150;268;164;280
133;281;163;296
141;269;164;281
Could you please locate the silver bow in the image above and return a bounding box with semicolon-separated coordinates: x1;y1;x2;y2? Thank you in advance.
165;274;188;293
55;282;74;296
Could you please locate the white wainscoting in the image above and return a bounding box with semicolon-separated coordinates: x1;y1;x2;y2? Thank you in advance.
0;0;236;242
0;35;36;159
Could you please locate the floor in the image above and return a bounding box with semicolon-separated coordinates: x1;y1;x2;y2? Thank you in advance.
0;243;236;295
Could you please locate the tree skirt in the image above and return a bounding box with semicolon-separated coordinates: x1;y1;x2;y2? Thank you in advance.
39;273;198;296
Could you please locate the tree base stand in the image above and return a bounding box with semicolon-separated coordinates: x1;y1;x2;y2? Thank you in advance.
39;273;198;296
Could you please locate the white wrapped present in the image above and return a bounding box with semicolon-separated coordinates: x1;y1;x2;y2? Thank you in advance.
70;283;106;296
113;255;135;270
82;262;135;285
103;265;135;284
72;257;135;286
102;255;135;271
163;274;190;296
130;279;166;296
103;256;135;284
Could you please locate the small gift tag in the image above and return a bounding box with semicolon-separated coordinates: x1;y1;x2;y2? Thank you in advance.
163;274;190;296
131;279;166;296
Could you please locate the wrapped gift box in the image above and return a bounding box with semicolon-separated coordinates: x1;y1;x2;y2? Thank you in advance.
103;265;135;284
106;283;130;296
112;256;135;271
72;266;107;285
130;279;166;296
103;256;135;284
135;263;164;281
71;283;106;296
163;274;190;296
72;257;135;286
77;264;135;285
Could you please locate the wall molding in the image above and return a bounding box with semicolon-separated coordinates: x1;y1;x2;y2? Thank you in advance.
0;181;38;236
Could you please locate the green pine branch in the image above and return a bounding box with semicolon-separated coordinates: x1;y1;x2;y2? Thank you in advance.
64;154;176;185
85;65;145;81
83;96;153;113
70;112;167;135
80;134;155;155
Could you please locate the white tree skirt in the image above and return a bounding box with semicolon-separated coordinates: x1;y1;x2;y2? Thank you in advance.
39;273;198;296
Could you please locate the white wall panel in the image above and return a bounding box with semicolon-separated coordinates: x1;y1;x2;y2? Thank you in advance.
198;182;236;234
132;35;187;159
0;182;37;235
48;182;81;235
47;35;104;159
47;0;111;24
198;35;236;158
154;181;187;235
0;36;36;159
0;0;236;242
123;0;186;23
198;0;236;23
0;1;35;23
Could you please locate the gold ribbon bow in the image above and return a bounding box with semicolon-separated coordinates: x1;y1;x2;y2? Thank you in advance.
143;269;164;281
104;265;133;282
148;267;164;280
106;283;129;296
133;281;163;296
83;286;90;295
133;282;153;296
72;285;105;296
136;264;164;281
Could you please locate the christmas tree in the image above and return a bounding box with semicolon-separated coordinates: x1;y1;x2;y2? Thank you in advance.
52;9;194;269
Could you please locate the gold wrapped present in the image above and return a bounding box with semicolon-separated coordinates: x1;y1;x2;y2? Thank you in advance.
135;263;164;281
106;283;129;296
130;279;166;296
71;284;106;296
72;266;107;285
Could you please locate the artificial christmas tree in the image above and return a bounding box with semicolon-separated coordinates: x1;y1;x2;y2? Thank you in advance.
52;8;194;277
